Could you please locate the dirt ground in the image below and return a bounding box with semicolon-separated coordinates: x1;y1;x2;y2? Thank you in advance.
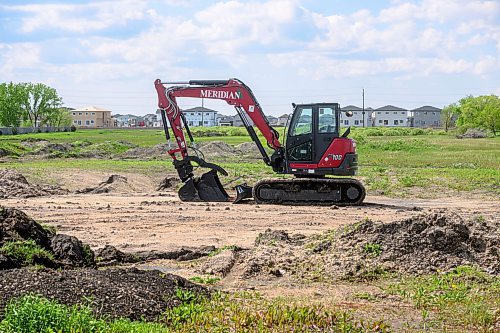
3;170;498;253
2;169;499;330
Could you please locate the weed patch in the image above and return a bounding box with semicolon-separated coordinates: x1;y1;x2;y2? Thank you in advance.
0;240;54;266
386;266;499;330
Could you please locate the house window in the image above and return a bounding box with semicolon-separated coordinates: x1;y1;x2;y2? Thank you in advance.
85;112;88;115
198;113;201;116
204;121;209;125
379;120;383;123
72;112;76;116
432;112;436;115
91;112;95;115
90;120;94;124
191;113;194;116
401;112;405;115
385;112;389;114
79;112;82;115
377;112;381;114
77;120;82;125
344;120;349;125
383;120;388;125
354;120;359;125
85;120;90;125
394;120;398;125
73;120;77;124
393;112;397;115
205;113;210;116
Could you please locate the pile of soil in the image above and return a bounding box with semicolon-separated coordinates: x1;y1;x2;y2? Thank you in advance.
0;267;207;321
0;169;68;198
198;141;239;156
0;206;95;269
120;143;169;160
77;175;133;194
233;210;498;281
457;129;488;139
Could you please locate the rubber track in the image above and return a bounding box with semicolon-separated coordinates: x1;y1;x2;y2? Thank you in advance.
253;178;366;206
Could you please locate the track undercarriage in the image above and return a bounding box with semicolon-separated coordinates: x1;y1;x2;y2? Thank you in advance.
253;178;366;205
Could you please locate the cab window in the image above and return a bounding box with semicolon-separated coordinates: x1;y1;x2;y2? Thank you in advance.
290;107;312;136
318;107;337;133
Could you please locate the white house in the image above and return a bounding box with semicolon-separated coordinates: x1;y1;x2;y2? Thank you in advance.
182;107;218;127
340;105;374;127
373;105;409;127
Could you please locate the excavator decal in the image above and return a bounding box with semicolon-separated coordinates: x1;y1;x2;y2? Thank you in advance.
154;78;366;205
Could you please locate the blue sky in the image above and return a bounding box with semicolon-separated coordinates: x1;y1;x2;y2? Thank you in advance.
0;0;499;116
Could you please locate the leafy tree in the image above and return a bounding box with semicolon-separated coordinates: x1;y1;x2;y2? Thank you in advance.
441;103;460;132
0;82;24;127
19;83;62;128
44;107;73;127
457;95;499;135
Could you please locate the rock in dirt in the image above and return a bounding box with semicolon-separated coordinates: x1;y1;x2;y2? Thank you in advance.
156;176;179;191
0;169;68;198
199;250;237;277
50;234;95;268
135;245;216;262
0;267;207;321
95;245;139;266
76;175;131;194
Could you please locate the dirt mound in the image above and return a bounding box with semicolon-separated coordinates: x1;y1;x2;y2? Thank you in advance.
0;206;96;269
198;141;238;156
0;169;68;198
457;129;488;139
318;210;499;278
0;267;207;321
121;143;169;159
234;211;498;281
77;175;133;194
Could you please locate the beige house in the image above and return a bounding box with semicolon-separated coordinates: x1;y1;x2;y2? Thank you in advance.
71;106;113;128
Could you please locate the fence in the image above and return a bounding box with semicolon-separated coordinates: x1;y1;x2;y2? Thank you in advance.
0;126;73;135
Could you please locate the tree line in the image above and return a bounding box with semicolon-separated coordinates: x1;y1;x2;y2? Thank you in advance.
0;82;72;129
442;95;499;135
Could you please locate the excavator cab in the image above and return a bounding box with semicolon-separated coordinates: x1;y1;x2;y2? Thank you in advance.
284;103;358;177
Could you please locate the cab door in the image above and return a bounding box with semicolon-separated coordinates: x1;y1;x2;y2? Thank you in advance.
286;106;313;162
314;104;340;163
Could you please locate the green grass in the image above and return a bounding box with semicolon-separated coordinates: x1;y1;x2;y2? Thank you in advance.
385;266;499;331
0;240;54;266
189;276;221;285
1;127;498;197
163;290;391;332
0;295;167;333
0;292;392;333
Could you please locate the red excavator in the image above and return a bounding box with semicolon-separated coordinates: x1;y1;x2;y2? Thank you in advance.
154;78;365;205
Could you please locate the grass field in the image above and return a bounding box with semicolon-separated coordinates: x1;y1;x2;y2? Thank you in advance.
0;127;499;197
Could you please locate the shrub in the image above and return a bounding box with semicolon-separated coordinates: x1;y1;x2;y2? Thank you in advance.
70;125;77;132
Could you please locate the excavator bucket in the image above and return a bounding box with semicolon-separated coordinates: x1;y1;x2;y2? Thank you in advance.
178;170;229;202
233;183;253;203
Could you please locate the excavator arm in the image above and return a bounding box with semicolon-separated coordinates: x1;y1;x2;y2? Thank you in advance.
154;78;285;202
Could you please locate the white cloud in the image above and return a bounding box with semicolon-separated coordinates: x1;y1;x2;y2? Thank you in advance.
4;1;148;33
0;43;41;76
